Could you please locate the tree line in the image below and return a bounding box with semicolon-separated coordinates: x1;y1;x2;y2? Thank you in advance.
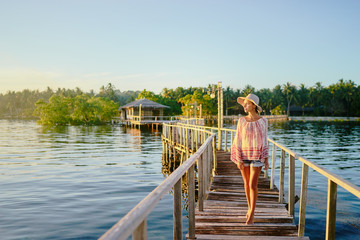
0;79;358;125
137;79;359;117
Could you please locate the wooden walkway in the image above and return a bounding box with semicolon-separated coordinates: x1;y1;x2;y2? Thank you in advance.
189;150;310;240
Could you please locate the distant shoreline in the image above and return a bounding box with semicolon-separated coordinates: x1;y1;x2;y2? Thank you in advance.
289;116;360;122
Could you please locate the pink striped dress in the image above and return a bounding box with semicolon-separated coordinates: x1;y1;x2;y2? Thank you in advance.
231;117;269;163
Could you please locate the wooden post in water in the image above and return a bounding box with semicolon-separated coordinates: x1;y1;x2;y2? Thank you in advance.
289;154;295;216
279;149;285;203
326;179;337;240
173;178;182;240
298;163;309;236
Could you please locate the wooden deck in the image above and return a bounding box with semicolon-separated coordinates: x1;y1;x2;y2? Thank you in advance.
189;150;310;240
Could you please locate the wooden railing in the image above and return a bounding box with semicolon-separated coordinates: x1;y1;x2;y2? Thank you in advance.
100;122;360;240
125;115;181;122
99;123;216;240
176;123;360;240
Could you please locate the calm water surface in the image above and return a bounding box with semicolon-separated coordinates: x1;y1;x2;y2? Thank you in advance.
0;119;359;239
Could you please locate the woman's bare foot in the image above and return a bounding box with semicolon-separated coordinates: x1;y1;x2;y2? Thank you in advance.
246;213;254;225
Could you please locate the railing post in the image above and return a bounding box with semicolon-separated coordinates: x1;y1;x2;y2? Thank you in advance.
212;136;217;176
207;144;212;186
224;130;228;151
204;145;209;192
185;127;189;153
279;149;285;203
198;155;204;211
191;129;194;151
289;154;295;216
133;219;147;240
270;143;276;189
173;178;182;240
217;129;222;150
326;179;337;240
187;165;196;240
298;163;309;236
195;130;198;150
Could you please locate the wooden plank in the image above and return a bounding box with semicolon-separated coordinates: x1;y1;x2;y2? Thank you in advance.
195;215;294;223
187;234;310;240
188;150;306;239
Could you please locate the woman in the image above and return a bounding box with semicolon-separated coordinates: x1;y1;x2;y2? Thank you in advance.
231;93;269;225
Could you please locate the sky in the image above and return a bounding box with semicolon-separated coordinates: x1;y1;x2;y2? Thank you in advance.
1;0;359;94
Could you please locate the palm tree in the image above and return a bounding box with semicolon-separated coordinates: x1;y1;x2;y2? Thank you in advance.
295;84;310;116
283;82;296;116
242;85;255;96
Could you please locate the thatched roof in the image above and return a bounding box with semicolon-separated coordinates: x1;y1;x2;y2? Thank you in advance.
119;98;170;110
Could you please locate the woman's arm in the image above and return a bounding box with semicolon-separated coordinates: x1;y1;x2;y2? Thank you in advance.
264;157;269;170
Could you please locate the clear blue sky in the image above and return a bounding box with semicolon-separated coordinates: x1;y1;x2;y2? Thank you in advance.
1;0;359;94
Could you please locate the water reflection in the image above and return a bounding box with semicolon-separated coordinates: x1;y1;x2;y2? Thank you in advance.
161;151;196;212
1;119;359;240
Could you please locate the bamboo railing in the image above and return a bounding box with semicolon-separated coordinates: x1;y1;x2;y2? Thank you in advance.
100;122;360;240
100;123;216;240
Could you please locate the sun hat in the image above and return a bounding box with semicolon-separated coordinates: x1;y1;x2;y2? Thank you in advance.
237;93;263;113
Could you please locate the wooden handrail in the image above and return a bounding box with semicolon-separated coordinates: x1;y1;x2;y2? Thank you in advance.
174;123;360;239
100;122;360;240
266;138;360;240
100;123;216;240
267;138;360;198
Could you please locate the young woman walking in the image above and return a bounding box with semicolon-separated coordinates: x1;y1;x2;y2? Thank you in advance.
231;93;269;225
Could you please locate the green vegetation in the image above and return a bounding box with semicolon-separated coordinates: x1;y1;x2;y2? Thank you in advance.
0;84;139;125
0;79;359;125
33;94;118;125
135;79;359;117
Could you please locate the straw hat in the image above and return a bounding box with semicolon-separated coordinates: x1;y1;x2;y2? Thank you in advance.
237;93;263;113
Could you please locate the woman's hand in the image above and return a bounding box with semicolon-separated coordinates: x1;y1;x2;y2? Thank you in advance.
264;158;269;170
237;161;244;170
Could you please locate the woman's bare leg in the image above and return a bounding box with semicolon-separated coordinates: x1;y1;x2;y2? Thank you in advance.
240;166;250;221
246;166;262;225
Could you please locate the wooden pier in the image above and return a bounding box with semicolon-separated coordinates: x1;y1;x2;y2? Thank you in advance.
190;150;309;240
100;122;360;240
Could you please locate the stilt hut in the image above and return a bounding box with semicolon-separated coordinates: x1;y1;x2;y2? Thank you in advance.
119;98;170;127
